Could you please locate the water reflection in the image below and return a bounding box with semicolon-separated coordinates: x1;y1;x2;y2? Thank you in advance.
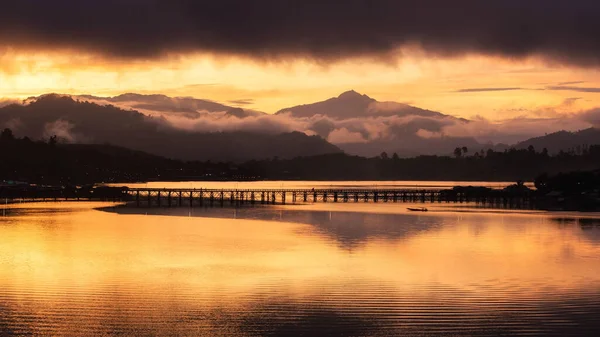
1;203;600;336
108;206;444;250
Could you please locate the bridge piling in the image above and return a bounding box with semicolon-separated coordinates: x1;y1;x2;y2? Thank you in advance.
123;187;530;210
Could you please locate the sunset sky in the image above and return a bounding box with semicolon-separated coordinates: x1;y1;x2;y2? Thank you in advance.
2;0;600;121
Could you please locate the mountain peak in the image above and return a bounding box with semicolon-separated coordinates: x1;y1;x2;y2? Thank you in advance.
338;90;371;100
276;90;448;120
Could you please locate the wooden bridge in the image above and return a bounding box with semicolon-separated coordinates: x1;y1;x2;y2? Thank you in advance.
126;188;533;208
0;185;534;208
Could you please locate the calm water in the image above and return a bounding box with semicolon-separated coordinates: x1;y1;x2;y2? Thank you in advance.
2;200;600;336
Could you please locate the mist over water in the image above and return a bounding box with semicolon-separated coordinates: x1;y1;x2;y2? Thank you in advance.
1;199;600;336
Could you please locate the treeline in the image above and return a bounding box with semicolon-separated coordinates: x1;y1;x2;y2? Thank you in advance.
247;145;600;181
2;127;600;185
0;129;246;185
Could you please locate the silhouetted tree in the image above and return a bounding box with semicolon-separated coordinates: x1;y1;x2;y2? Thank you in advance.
541;148;549;157
392;152;400;160
534;173;549;192
527;145;535;153
48;135;58;146
0;128;14;142
453;147;462;158
461;146;468;155
380;152;389;160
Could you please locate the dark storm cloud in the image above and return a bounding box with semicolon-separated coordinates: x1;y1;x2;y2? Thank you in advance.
1;0;600;65
547;86;600;93
455;87;524;93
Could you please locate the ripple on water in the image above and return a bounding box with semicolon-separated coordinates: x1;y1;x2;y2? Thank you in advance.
1;203;600;336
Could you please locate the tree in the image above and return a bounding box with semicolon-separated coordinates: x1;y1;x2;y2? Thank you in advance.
48;135;58;146
534;173;549;192
392;152;400;160
380;152;389;160
527;145;535;153
461;146;468;155
453;147;462;158
0;128;15;142
541;148;549;157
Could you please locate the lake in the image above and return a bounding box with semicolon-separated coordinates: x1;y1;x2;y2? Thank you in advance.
1;183;600;336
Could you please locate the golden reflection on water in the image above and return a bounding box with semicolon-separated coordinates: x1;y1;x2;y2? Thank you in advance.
1;202;600;336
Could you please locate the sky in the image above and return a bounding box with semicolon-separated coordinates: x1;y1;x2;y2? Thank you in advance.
2;0;600;121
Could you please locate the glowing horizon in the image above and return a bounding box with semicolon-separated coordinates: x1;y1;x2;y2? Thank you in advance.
2;49;600;121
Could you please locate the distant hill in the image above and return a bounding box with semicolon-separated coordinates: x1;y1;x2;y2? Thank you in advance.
514;128;600;154
0;132;259;184
76;93;265;118
0;95;341;162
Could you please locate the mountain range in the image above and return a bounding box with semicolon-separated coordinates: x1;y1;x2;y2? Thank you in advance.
0;95;340;162
0;91;599;161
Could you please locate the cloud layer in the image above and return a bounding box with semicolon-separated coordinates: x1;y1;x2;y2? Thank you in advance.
2;1;600;66
78;95;598;149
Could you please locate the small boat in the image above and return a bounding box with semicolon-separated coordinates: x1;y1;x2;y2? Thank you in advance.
407;207;428;212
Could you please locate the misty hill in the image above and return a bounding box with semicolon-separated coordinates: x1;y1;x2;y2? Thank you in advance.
4;126;600;185
0;95;341;162
514;128;600;154
77;93;265;118
276;90;450;119
277;90;479;157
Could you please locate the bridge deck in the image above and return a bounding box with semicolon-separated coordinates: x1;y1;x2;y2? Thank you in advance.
1;187;532;209
126;187;532;208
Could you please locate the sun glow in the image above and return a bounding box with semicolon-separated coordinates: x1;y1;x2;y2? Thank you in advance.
2;49;600;118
